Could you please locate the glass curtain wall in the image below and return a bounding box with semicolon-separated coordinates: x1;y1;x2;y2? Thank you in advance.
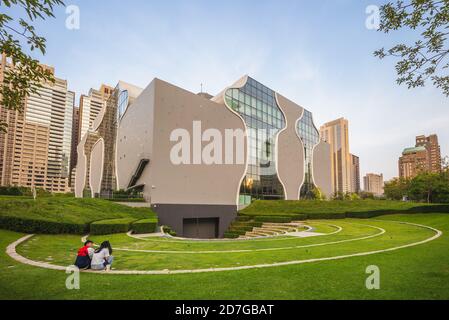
224;77;286;203
297;110;320;198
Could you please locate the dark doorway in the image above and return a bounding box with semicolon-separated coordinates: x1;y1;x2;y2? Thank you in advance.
183;218;219;239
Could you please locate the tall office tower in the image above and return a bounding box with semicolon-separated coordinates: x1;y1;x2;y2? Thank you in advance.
0;59;74;192
0;54;21;187
399;134;442;179
75;81;142;198
350;154;361;193
364;173;384;197
320;118;352;194
78;85;113;141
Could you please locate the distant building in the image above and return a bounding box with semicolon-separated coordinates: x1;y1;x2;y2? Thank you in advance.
364;173;384;197
399;134;442;179
350;154;361;193
0;56;74;192
69;106;80;188
320;118;352;194
78;85;113;141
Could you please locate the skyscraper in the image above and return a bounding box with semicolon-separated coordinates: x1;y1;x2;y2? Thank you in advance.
364;173;384;197
0;59;74;192
320;118;352;194
350;154;361;193
399;134;442;179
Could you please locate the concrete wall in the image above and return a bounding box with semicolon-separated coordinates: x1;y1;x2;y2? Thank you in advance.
276;93;305;200
313;140;333;198
116;78;248;237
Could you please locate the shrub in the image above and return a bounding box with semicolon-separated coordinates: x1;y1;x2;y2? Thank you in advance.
0;216;87;234
90;218;138;235
224;232;240;239
131;219;158;234
306;213;347;220
253;214;307;223
162;225;177;237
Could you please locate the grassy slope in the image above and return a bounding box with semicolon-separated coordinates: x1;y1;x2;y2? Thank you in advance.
240;200;449;216
1;214;449;299
0;196;156;224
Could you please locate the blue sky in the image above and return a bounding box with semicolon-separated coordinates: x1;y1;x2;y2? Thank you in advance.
10;0;448;181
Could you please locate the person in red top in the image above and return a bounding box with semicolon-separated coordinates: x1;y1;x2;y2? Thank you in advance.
74;240;94;270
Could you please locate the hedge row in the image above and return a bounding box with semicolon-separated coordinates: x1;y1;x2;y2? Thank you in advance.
131;219;158;234
0;216;88;234
253;214;307;223
240;210;447;222
90;218;138;235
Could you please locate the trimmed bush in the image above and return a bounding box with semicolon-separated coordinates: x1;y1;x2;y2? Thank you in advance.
162;225;177;237
0;216;87;234
224;232;240;239
254;216;299;223
306;213;347;220
90;218;138;235
131;219;158;234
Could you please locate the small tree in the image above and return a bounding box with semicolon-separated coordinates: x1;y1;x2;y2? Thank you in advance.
375;0;449;96
409;172;442;203
0;0;65;132
384;177;410;200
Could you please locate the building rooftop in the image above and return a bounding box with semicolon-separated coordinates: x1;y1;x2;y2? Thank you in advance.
402;146;426;155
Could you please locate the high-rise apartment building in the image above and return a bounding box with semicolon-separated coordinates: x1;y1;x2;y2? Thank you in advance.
364;173;384;196
350;154;361;193
0;58;74;192
69;106;80;188
320;118;352;194
78;85;113;141
399;134;442;179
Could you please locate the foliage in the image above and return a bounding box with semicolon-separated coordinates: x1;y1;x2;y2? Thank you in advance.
0;0;65;132
90;218;138;235
162;225;177;237
360;191;375;200
375;0;449;96
0;215;87;234
311;187;326;200
0;186;51;197
131;219;158;234
384;171;449;203
384;178;411;200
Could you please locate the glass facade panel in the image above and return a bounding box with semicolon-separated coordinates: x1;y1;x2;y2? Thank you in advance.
297;110;320;198
225;77;286;202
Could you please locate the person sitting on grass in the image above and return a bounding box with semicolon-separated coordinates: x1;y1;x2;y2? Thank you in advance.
91;241;114;271
74;240;95;270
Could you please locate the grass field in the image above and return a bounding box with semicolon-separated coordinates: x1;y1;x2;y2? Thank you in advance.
1;198;448;299
1;213;449;299
0;196;155;224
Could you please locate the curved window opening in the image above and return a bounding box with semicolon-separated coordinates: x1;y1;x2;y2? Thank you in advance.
224;77;286;203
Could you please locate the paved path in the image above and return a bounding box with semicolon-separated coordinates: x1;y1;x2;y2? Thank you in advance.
5;220;442;275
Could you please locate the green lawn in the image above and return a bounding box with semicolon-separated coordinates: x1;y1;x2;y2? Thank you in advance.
0;196;154;224
1;213;449;299
0;196;157;234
